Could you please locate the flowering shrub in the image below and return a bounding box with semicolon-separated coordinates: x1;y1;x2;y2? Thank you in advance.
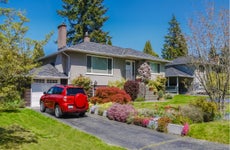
142;118;151;127
107;103;137;123
157;116;171;132
124;80;139;101
181;122;189;136
90;87;131;104
147;117;160;129
133;116;143;126
138;108;155;117
137;62;151;82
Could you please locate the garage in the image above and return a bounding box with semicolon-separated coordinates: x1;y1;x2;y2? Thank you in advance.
29;64;68;107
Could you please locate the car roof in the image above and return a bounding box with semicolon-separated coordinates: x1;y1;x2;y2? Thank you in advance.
54;84;83;88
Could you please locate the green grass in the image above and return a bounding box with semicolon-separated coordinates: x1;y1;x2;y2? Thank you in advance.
0;109;124;150
226;103;230;113
133;95;201;109
188;120;230;144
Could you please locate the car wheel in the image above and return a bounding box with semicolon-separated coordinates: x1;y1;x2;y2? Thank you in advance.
79;112;85;117
54;105;63;118
40;101;46;112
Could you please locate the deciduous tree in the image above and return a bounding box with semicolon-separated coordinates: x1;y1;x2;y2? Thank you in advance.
0;4;51;109
187;2;229;113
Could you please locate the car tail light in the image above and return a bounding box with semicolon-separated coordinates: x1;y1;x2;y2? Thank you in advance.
63;96;67;102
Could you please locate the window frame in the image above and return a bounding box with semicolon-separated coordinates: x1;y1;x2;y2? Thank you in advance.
86;55;113;75
33;79;45;83
149;62;161;74
47;79;58;84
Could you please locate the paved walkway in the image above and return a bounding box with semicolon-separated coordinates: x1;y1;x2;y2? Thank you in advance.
33;108;229;150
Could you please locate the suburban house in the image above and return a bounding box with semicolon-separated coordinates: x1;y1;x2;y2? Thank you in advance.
28;24;169;107
165;56;204;94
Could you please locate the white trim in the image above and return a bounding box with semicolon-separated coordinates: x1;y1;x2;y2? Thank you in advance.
86;54;113;75
125;60;135;80
33;76;67;79
85;73;114;76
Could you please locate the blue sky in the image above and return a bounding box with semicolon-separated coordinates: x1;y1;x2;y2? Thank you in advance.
1;0;228;56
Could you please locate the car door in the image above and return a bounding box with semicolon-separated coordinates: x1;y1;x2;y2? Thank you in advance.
52;87;64;108
45;87;55;108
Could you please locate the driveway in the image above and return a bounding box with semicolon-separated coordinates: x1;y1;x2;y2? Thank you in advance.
33;108;229;150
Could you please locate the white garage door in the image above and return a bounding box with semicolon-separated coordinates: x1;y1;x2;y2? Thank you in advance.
31;83;56;107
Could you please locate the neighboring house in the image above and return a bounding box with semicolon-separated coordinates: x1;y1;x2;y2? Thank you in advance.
165;56;204;94
29;24;169;107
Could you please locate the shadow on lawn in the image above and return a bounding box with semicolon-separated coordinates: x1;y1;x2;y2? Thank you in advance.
0;124;37;149
0;109;21;113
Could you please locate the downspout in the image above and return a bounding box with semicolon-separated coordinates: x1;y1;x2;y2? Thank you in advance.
62;52;70;84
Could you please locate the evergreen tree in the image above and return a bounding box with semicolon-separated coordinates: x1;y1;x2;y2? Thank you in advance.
57;0;111;45
143;40;159;57
107;38;112;45
162;15;188;60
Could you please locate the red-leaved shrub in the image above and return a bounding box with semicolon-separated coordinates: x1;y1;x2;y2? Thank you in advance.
107;103;137;123
124;80;139;101
90;87;131;104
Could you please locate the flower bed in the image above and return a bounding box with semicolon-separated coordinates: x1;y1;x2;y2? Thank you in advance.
90;102;190;136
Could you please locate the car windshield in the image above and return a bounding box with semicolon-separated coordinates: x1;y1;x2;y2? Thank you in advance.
67;88;85;96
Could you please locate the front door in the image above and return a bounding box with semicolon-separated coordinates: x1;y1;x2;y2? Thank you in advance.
126;60;135;80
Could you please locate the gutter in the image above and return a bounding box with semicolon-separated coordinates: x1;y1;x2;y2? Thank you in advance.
62;51;71;84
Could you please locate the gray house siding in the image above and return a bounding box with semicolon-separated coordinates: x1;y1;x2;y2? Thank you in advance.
41;55;56;66
69;52;127;85
55;53;68;74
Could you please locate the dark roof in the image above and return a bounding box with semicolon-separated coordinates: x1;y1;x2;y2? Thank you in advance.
166;56;192;66
46;42;169;63
165;66;193;78
30;64;68;79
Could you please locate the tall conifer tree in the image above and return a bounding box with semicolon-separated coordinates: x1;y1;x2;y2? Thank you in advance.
143;40;159;57
57;0;111;45
161;15;188;60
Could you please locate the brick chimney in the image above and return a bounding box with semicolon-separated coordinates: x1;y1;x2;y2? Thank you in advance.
58;23;67;50
84;32;90;42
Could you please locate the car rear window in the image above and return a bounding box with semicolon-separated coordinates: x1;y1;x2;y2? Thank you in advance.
66;88;85;95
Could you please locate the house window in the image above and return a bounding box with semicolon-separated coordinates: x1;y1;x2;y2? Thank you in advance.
87;55;112;75
33;79;45;83
150;62;160;73
47;79;58;83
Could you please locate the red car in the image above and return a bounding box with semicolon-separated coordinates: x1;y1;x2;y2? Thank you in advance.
40;85;89;118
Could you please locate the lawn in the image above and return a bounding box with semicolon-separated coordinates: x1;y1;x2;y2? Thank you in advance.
189;121;230;144
133;94;200;109
0;108;124;150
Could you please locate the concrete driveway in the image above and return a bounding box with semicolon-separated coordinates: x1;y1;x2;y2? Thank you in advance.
33;108;229;150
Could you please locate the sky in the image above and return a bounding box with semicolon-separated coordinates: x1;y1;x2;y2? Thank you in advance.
1;0;229;56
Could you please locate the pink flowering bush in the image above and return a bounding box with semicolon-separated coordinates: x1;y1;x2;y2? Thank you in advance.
107;103;137;123
141;118;151;127
181;122;189;136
